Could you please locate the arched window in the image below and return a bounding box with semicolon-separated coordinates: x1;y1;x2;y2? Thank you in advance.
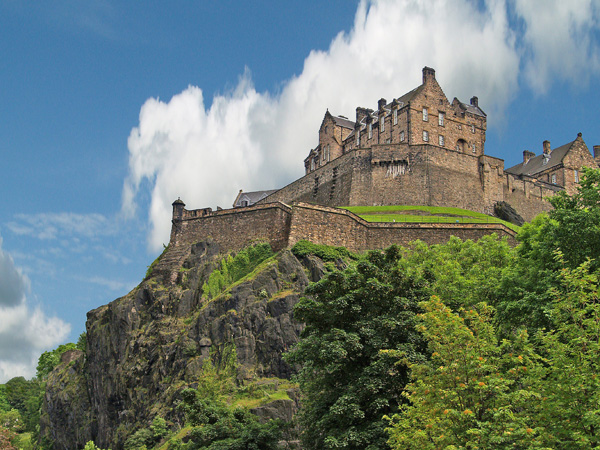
456;139;467;153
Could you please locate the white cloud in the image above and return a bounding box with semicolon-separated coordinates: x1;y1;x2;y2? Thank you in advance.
123;0;600;252
6;212;115;241
0;234;70;382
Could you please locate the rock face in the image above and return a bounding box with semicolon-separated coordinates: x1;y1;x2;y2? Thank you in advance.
493;201;525;226
40;240;314;450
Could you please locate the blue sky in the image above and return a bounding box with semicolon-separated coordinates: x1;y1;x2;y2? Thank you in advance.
0;0;599;381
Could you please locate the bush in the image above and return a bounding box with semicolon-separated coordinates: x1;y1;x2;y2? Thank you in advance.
291;240;357;262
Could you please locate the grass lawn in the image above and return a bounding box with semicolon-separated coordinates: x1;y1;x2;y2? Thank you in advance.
340;205;520;232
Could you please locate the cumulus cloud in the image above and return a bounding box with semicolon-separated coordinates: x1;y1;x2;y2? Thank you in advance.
123;0;600;251
0;235;70;382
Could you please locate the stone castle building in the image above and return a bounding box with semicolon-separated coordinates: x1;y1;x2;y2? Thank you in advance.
254;67;599;222
162;66;599;272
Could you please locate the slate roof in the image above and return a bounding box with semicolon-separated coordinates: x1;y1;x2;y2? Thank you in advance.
458;101;486;117
233;189;279;207
332;115;355;129
505;140;574;177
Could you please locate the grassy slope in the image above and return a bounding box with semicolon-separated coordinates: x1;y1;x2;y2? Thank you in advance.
341;205;520;232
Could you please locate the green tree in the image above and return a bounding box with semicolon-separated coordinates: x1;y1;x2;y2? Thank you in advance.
386;297;544;449
36;343;77;379
286;245;430;450
496;167;600;332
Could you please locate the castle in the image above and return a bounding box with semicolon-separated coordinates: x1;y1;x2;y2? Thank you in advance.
162;67;599;279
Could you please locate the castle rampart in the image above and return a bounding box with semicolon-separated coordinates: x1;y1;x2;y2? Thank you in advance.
156;200;517;283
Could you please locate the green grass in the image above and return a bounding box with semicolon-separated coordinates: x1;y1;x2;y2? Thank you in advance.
341;205;520;232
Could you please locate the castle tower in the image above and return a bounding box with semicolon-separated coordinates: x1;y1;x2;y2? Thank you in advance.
172;198;185;221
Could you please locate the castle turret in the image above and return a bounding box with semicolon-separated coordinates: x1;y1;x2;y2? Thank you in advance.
172;198;185;221
593;145;600;165
470;96;479;107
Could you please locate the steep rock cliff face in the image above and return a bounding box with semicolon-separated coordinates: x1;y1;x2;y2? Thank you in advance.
41;240;315;450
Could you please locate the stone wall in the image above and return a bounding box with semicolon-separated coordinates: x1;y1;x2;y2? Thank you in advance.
161;202;517;275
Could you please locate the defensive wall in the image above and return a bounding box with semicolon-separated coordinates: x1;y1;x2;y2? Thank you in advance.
155;200;517;283
262;143;553;221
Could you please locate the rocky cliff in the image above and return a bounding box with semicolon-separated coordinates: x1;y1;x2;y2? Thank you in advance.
40;239;326;449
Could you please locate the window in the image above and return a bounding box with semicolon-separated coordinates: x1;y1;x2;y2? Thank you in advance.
471;124;475;133
400;131;405;142
423;130;429;142
368;123;372;139
438;112;445;126
551;173;557;184
380;116;385;132
472;144;476;153
575;169;579;183
356;131;360;147
423;108;428;121
439;135;445;146
393;109;398;125
310;158;315;171
323;145;329;161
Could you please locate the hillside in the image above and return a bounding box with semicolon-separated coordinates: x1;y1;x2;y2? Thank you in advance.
39;240;342;450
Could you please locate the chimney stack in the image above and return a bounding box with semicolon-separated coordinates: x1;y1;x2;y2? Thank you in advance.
422;66;436;84
543;140;551;155
523;150;535;164
377;98;387;111
470;96;478;107
356;107;370;124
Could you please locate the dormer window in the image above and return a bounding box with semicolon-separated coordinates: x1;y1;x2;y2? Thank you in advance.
393;109;398;125
423;108;428;122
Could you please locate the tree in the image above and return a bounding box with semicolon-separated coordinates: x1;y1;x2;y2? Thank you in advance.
386;297;544;449
286;245;429;450
497;167;600;332
36;343;77;380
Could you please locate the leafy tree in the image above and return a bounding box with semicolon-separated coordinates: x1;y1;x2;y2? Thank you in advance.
83;441;110;450
3;377;42;433
286;245;430;450
36;342;77;379
387;259;600;449
0;385;10;412
386;297;543;449
497;167;600;332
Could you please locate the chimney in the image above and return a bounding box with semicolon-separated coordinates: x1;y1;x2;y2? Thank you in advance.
470;96;478;107
377;98;387;111
356;107;370;124
523;150;535;164
543;140;551;155
422;66;436;84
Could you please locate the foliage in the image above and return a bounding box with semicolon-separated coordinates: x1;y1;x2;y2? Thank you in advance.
0;385;10;412
36;343;77;379
175;341;283;450
77;332;87;352
178;388;282;450
496;167;600;332
285;245;429;450
291;239;358;262
3;377;42;433
386;297;543;449
83;441;111;450
387;259;600;449
202;242;274;298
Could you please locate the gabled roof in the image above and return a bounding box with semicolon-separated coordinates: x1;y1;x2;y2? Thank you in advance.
332;115;355;129
505;140;574;176
233;189;279;207
396;85;423;106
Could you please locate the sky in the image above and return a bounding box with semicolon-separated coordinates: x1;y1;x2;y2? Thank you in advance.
0;0;599;382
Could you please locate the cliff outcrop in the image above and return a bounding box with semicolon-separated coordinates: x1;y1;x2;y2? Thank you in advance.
40;240;318;450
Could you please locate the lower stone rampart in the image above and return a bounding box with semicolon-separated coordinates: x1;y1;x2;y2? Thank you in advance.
157;201;517;282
